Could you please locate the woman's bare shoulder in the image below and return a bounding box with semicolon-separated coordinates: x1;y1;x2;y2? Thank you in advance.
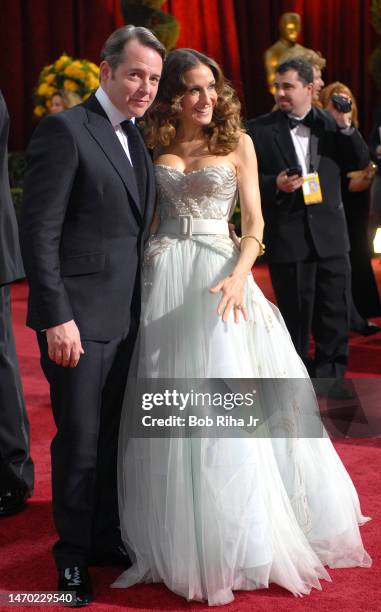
233;133;257;166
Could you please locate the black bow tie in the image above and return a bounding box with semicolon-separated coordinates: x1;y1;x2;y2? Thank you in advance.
288;110;313;130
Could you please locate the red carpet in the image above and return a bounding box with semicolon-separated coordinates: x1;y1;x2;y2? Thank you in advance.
1;266;380;611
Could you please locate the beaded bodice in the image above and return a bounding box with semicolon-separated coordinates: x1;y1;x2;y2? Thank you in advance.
154;164;238;222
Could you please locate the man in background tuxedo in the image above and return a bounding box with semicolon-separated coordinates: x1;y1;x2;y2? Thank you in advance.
21;26;164;606
247;58;369;379
0;91;34;517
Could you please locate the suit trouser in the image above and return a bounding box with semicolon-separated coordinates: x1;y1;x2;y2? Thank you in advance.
37;325;136;568
0;284;34;493
269;255;351;378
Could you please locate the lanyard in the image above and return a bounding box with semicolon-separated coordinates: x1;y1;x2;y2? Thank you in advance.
291;127;314;174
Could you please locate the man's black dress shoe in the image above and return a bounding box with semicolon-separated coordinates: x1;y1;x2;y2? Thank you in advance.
58;566;93;607
326;381;356;401
352;321;381;336
0;487;29;517
314;379;356;401
89;544;131;568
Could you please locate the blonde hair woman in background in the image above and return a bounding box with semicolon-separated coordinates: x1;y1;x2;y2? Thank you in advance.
49;89;82;114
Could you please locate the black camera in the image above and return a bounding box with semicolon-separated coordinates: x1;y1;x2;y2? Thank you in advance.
332;94;352;114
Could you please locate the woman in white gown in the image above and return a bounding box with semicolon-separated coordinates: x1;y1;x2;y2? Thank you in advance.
112;49;371;606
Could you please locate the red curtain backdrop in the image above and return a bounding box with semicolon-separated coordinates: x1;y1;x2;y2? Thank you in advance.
163;0;243;102
0;0;378;150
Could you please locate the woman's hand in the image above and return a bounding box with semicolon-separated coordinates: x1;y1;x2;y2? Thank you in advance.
348;174;373;192
209;273;249;323
348;163;377;192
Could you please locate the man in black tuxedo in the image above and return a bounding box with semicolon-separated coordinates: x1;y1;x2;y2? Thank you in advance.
0;91;34;517
247;58;369;379
21;26;164;606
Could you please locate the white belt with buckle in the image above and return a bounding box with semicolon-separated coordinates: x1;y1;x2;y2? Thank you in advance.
157;215;229;238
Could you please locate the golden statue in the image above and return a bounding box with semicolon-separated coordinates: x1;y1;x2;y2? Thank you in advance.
264;12;307;94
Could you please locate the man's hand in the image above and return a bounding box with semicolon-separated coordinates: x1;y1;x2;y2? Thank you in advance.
276;170;304;193
46;320;85;368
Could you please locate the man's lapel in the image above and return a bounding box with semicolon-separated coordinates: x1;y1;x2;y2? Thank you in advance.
135;125;156;228
309;107;323;172
272;111;299;168
83;95;142;219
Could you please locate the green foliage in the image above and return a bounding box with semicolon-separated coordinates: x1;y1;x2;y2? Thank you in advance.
120;0;180;50
140;0;166;8
230;201;241;234
10;187;23;221
150;13;180;50
370;2;381;89
8;152;26;221
371;0;381;35
8;152;26;188
369;45;381;89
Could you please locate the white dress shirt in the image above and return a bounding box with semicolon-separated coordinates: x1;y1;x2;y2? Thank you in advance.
288;109;312;176
95;87;134;165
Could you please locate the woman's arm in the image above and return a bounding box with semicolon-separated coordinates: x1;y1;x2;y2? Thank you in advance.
233;133;264;273
210;134;264;323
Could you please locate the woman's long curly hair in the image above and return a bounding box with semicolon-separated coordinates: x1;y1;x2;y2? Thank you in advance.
144;48;243;155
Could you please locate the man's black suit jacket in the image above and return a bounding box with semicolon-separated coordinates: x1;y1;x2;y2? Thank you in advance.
21;95;156;341
246;107;370;263
0;91;24;286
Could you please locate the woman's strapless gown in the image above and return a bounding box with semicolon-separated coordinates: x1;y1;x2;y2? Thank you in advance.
112;165;371;606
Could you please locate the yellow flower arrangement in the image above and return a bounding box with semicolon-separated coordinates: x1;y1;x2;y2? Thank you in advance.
33;53;100;118
63;79;79;92
34;105;46;117
37;82;56;97
54;54;71;71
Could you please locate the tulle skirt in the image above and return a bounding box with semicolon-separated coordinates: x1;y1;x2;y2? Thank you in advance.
112;236;371;605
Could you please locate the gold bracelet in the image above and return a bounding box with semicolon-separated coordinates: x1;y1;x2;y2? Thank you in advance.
240;234;266;256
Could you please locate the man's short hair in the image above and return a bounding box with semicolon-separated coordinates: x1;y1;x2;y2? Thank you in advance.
101;25;166;71
277;57;314;85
